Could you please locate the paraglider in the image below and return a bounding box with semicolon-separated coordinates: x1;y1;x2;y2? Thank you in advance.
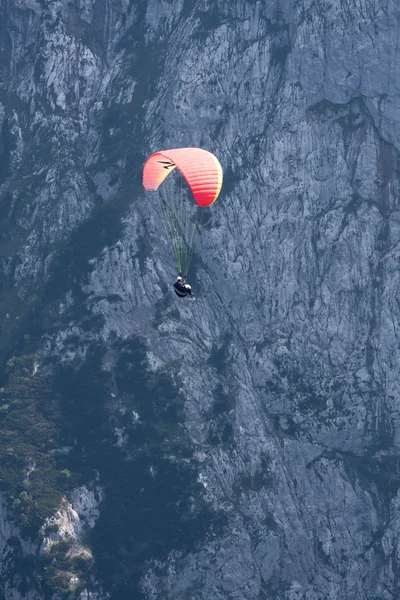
173;275;192;298
143;148;223;297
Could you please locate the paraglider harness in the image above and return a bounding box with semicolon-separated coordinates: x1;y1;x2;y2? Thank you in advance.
173;276;192;298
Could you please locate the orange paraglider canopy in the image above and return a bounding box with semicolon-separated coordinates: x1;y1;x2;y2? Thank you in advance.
142;147;223;206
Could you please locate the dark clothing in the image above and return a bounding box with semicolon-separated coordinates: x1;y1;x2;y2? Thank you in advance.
173;281;192;297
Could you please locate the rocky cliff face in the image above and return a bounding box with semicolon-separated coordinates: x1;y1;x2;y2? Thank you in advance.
0;0;400;599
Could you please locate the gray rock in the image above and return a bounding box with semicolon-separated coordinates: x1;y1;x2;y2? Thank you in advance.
1;0;400;598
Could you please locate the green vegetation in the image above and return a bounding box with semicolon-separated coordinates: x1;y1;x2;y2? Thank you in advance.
36;541;92;598
0;355;70;535
0;338;225;600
